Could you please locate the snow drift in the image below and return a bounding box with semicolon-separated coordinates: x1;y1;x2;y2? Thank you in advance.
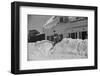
28;38;88;60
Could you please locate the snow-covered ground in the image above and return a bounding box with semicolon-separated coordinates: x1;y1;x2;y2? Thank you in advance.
27;38;88;61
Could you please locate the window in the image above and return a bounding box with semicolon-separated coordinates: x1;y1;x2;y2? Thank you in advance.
60;17;63;23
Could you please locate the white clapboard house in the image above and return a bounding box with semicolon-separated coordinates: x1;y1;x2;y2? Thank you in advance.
43;16;88;43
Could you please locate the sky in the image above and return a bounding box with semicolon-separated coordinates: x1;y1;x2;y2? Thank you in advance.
28;15;51;33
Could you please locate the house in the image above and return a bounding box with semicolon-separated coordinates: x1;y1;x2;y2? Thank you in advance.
43;16;88;43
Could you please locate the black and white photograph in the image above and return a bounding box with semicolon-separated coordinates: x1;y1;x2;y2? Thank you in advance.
11;1;97;74
27;15;88;61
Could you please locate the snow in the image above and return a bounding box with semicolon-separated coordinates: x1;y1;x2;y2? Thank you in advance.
28;38;88;61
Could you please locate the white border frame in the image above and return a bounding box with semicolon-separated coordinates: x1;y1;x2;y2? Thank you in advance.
20;6;95;70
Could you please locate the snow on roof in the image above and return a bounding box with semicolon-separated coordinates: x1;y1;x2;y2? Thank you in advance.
43;16;57;29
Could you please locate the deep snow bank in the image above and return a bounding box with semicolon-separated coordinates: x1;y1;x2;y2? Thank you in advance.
28;38;88;60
